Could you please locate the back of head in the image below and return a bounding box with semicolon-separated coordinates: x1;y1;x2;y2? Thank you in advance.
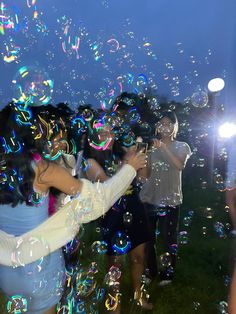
0;103;46;207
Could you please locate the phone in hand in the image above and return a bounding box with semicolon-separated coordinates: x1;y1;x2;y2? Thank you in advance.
135;142;148;153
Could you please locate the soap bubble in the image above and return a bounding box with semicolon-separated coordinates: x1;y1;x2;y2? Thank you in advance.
191;89;208;108
11;236;50;271
123;212;133;225
159;252;172;268
91;241;108;254
12;66;54;106
178;231;188;245
7;295;28;313
111;231;131;254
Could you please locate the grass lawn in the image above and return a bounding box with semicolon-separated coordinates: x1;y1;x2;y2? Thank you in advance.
0;184;232;313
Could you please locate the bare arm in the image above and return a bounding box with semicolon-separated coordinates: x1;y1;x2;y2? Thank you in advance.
85;158;109;182
152;139;190;171
0;164;137;267
0;152;147;267
35;160;83;195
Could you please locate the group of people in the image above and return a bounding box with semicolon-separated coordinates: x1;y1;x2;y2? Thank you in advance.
0;93;192;313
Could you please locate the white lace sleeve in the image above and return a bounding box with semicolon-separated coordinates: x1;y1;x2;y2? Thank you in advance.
0;164;136;267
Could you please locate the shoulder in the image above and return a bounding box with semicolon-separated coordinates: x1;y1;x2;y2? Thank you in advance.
35;159;68;183
175;141;191;151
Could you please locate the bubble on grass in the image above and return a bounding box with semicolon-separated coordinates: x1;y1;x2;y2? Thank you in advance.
141;274;151;285
169;243;178;255
75;301;86;313
75;271;96;297
105;293;120;311
91;241;108;254
202;226;207;236
203;207;214;219
178;231;188;245
225;222;231;231
214;174;225;191
217;301;228;313
183;216;192;227
201;181;208;190
111;231;131;254
104;266;121;286
193;301;201;311
196;158;206;168
214;222;226;238
160;252;172;268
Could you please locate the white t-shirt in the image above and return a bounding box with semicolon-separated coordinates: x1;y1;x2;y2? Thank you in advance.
140;140;191;207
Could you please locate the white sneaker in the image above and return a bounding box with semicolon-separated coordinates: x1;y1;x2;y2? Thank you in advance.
158;280;172;286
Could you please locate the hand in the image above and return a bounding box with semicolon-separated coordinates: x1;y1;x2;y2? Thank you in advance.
152;139;166;150
125;150;147;171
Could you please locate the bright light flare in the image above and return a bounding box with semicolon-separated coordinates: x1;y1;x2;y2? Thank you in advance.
208;78;225;93
218;122;236;138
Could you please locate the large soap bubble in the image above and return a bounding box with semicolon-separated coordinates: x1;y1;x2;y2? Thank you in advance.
12;66;54;106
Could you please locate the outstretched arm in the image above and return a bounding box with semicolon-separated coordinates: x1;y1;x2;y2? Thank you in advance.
0;164;136;267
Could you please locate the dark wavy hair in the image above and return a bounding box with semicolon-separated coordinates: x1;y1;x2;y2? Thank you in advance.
80;109;125;174
0;102;75;207
0;103;47;207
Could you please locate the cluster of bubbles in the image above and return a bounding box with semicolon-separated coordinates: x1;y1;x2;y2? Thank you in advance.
57;261;104;313
104;266;121;311
0;1;232;313
0;0;222;112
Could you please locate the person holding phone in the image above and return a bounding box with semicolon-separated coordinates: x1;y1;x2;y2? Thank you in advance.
140;111;191;285
81;116;153;313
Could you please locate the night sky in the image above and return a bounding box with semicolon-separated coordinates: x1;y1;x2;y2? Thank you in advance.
0;0;235;111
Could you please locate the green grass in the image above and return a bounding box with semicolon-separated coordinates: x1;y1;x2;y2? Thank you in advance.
0;185;232;313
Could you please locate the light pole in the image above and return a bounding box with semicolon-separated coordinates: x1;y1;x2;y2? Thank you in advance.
207;78;225;184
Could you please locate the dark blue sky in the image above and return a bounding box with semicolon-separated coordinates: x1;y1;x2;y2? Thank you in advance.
0;0;235;110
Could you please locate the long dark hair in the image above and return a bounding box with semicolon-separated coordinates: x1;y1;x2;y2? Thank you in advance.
0;102;75;207
0;103;46;207
80;110;125;174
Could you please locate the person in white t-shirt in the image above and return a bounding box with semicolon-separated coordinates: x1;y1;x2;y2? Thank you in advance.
140;111;191;285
